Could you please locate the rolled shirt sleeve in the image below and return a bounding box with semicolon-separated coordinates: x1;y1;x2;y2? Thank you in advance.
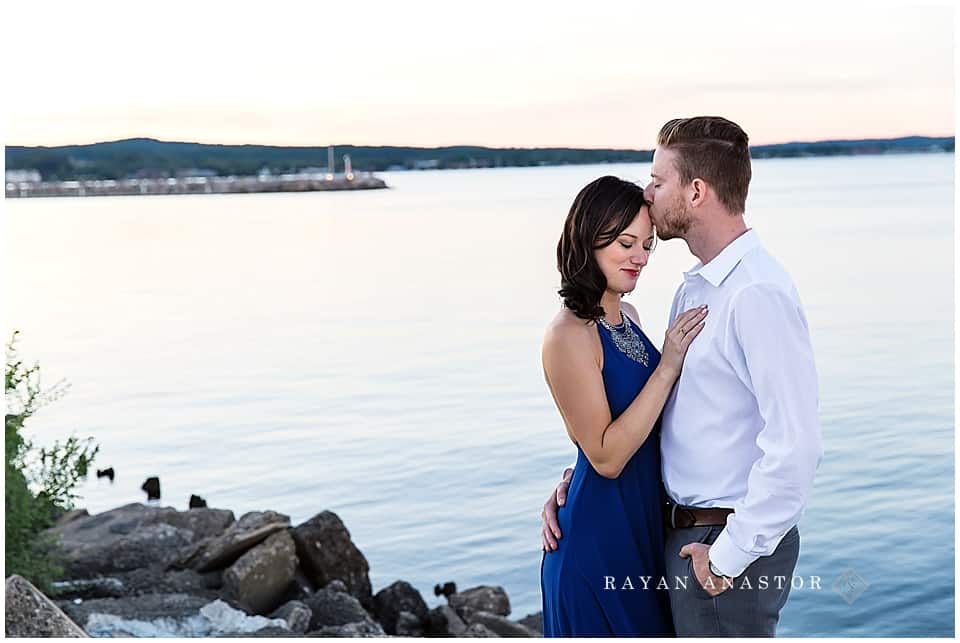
708;282;824;578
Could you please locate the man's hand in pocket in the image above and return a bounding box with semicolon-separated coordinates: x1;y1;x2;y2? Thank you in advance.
680;543;732;597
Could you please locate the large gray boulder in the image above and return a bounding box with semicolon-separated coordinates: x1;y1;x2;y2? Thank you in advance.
448;585;511;619
222;530;298;615
45;503;233;578
144;506;235;541
179;510;291;572
62;523;192;578
372;580;428;635
6;574;88;637
291;511;372;607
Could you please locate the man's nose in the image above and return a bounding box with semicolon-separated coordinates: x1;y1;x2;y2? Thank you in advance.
643;182;655;203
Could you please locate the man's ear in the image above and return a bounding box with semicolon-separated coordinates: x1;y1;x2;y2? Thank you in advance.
689;178;708;208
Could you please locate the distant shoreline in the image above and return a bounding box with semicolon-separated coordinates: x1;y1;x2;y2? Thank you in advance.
5;136;953;183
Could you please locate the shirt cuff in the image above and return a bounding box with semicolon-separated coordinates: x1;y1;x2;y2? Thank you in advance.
709;528;759;578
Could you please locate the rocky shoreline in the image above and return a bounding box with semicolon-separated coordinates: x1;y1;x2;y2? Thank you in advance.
5;503;543;638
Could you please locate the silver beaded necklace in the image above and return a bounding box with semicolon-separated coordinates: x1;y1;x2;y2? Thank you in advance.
597;310;650;367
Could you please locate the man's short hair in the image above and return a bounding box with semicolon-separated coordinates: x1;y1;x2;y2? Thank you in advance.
657;116;751;214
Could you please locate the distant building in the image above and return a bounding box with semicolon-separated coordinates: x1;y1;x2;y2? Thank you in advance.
413;160;440;170
6;169;41;182
175;168;218;179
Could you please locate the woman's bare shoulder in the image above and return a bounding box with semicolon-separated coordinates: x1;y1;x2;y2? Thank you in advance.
543;309;598;355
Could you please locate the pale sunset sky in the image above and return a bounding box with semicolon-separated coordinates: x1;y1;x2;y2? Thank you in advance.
4;0;954;148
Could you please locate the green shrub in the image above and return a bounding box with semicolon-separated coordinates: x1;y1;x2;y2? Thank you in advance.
5;330;98;593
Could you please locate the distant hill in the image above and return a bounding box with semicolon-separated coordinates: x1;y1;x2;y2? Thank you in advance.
5;136;953;181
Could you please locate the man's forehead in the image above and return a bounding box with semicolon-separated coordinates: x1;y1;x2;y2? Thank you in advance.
651;147;674;175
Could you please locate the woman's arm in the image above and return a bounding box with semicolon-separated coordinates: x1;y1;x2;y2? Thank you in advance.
542;307;706;479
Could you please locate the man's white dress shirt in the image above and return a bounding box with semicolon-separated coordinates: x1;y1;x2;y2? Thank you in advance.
661;229;823;578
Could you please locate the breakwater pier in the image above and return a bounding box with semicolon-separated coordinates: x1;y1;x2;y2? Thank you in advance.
5;172;387;199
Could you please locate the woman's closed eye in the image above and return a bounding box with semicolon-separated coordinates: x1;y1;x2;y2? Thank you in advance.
619;242;633;249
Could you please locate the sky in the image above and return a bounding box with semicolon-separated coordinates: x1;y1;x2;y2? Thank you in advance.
4;0;955;149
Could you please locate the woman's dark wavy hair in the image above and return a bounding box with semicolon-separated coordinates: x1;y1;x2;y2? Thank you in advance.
557;176;647;321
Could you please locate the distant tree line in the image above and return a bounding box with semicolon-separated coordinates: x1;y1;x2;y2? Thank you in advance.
750;136;954;159
5;136;953;181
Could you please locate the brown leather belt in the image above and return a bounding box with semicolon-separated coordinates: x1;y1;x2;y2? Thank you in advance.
665;499;734;529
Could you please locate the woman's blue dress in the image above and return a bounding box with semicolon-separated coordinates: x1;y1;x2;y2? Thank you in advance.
540;314;675;637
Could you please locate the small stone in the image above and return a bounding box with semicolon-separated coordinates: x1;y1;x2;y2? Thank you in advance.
468;610;538;637
309;620;386;637
302;588;372;630
372;580;428;635
269;600;312;634
459;622;499;637
141;477;161;500
434;581;457;598
448;585;511;619
396;610;424;636
426;604;467;636
517;612;543;634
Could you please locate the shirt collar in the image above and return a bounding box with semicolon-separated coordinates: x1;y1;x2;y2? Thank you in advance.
684;229;761;287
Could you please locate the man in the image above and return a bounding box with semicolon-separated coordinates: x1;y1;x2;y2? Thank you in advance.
540;116;823;636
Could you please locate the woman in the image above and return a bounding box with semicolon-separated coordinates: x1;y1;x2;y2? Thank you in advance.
539;176;707;637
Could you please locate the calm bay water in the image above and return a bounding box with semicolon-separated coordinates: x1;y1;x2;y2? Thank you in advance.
5;153;954;636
